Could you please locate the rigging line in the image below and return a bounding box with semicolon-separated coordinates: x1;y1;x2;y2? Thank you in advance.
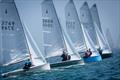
51;0;67;52
14;2;31;63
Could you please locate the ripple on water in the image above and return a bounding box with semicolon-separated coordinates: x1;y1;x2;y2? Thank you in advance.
1;50;120;80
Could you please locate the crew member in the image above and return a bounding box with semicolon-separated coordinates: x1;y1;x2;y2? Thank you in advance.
61;50;71;61
83;49;92;58
23;59;32;71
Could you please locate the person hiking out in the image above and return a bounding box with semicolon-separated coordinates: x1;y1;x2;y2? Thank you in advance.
83;49;92;58
61;49;71;61
23;59;32;71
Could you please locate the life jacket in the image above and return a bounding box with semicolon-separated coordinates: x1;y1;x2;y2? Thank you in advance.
23;61;32;70
84;51;92;58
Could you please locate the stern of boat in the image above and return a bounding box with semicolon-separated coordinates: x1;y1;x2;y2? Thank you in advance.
102;49;112;59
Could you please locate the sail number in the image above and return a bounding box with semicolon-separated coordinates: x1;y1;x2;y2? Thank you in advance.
42;19;53;28
66;21;75;29
1;20;15;31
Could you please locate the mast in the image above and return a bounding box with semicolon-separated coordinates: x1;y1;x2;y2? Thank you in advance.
79;2;99;48
42;0;65;58
65;0;86;53
90;4;102;33
23;22;46;63
14;1;32;62
91;4;112;51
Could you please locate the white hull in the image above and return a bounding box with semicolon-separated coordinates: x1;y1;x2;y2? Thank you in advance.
102;49;112;55
70;54;81;60
1;63;50;77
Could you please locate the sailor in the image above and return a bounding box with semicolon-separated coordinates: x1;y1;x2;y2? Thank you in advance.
83;49;92;58
83;50;89;58
61;50;67;61
23;59;32;71
88;49;92;56
61;49;71;61
98;47;102;55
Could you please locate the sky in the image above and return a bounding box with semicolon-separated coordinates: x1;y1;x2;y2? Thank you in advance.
14;0;120;49
53;0;120;49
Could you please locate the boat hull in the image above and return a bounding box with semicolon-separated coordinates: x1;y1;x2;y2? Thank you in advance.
101;49;112;59
1;63;50;77
83;56;102;63
50;59;84;68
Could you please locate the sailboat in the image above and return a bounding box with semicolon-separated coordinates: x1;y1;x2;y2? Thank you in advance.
41;0;84;67
90;4;112;58
0;0;50;77
79;2;102;62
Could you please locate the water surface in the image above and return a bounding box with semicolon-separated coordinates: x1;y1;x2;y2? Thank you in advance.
1;50;120;80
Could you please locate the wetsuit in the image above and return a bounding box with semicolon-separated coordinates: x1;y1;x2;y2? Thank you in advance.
61;53;67;61
83;51;92;58
23;61;32;70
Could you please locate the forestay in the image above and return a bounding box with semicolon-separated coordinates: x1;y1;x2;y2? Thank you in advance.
22;22;46;66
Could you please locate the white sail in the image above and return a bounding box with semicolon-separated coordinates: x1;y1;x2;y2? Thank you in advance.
0;0;29;67
65;0;86;53
41;0;65;58
94;23;106;50
22;23;46;66
79;2;99;49
81;24;99;56
79;2;100;57
15;0;50;68
15;0;45;58
60;19;81;60
90;4;112;52
41;0;81;61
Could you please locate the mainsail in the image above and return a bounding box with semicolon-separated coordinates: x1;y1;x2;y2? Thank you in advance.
41;0;65;58
65;0;86;53
22;22;46;66
81;24;99;56
0;0;29;73
90;4;112;52
15;0;50;67
79;2;99;48
41;0;81;62
79;2;100;57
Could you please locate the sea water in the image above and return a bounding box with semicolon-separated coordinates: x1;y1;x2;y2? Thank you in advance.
0;50;120;80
